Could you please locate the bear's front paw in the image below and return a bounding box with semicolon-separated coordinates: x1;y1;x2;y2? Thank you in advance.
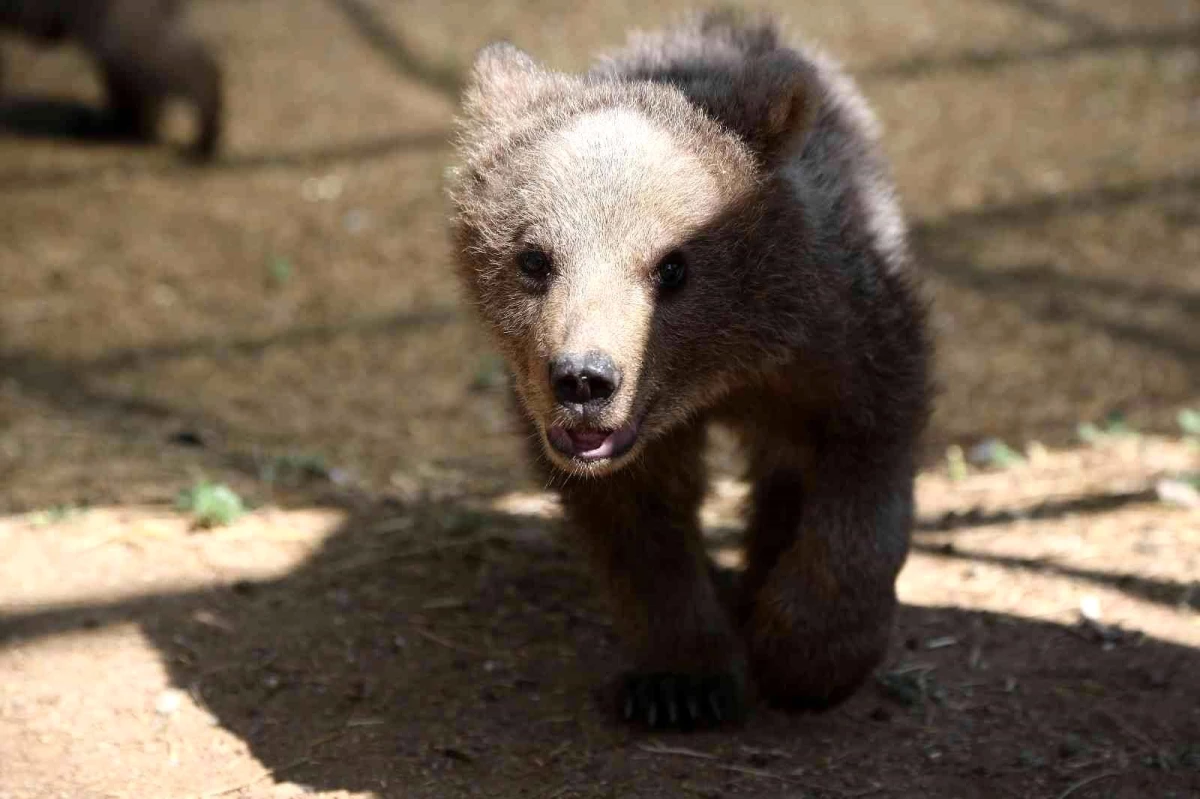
618;671;745;730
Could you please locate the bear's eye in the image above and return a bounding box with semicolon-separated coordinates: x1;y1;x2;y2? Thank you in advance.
655;250;688;291
516;248;552;281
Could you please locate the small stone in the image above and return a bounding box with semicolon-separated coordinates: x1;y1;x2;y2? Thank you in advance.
1079;595;1103;622
1156;478;1200;509
154;689;184;717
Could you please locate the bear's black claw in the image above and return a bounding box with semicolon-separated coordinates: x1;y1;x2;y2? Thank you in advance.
617;672;744;730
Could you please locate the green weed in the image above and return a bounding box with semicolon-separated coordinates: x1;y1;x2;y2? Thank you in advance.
176;481;246;528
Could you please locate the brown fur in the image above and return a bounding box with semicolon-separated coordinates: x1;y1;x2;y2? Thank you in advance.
447;10;932;728
0;0;222;159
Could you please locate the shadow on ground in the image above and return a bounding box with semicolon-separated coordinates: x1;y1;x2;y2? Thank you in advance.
0;95;120;142
914;171;1200;367
4;496;1198;798
0;125;452;192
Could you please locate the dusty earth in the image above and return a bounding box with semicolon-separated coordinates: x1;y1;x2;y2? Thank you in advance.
1;0;1199;797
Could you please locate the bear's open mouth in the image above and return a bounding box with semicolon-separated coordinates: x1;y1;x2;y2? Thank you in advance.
546;419;640;462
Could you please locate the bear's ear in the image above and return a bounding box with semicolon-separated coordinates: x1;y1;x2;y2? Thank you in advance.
717;51;821;163
462;43;561;125
468;43;543;96
758;55;818;149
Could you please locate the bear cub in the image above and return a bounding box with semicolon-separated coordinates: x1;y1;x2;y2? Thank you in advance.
448;11;931;729
1;0;223;159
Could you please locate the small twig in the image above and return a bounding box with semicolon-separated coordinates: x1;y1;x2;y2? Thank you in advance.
1054;771;1122;799
637;743;788;782
545;740;571;761
720;763;879;796
637;741;718;760
1098;709;1156;752
413;625;487;656
638;742;873;796
345;716;386;727
719;763;796;783
739;744;792;759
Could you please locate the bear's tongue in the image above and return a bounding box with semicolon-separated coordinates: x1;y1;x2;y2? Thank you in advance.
547;423;639;461
569;430;610;451
556;428;616;459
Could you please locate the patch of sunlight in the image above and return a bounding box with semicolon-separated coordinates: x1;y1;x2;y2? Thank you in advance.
898;551;1200;649
0;621;376;799
0;504;347;613
488;490;561;519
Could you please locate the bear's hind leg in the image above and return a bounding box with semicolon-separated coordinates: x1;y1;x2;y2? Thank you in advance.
740;464;806;624
742;441;914;710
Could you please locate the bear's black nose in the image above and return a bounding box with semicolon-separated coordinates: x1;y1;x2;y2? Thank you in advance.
550;351;621;407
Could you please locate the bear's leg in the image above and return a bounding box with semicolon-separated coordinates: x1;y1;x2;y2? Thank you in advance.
739;464;806;625
152;30;223;160
558;424;746;729
742;440;914;710
177;40;222;160
100;58;159;142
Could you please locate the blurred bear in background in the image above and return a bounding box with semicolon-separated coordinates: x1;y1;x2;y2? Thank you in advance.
0;0;223;159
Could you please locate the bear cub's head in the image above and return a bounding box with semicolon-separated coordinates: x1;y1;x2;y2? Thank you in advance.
448;39;818;476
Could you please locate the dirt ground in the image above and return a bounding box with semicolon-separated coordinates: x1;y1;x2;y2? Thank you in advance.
1;0;1198;797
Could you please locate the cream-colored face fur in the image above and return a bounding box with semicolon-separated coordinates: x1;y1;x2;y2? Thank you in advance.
501;108;730;474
